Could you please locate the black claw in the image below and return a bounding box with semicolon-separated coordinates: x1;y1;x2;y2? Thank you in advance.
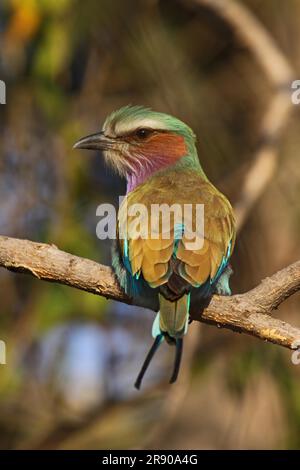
169;337;183;384
134;334;163;390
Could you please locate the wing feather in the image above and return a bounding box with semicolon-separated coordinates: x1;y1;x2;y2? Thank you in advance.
117;170;235;291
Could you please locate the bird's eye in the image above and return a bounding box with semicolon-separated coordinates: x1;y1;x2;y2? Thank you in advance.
135;128;152;139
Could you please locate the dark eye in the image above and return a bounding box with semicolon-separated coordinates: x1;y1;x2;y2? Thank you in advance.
135;128;153;139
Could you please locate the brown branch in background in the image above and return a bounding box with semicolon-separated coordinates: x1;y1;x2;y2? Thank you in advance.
194;0;293;84
0;235;299;350
234;85;293;229
190;0;295;230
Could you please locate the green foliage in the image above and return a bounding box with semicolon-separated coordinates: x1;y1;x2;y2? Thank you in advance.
35;284;108;332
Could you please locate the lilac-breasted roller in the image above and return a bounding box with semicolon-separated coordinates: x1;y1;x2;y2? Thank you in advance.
74;106;236;389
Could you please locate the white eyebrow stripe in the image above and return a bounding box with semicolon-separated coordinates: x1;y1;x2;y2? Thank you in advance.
114;118;169;136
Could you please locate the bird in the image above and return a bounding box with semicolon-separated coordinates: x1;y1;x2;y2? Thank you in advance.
74;105;236;389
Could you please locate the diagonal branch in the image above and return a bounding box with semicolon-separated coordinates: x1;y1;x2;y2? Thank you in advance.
0;235;299;350
189;0;295;229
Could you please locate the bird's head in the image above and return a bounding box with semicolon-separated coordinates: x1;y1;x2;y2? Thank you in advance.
74;105;198;190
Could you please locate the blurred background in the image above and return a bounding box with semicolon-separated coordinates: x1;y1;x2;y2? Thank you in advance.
0;0;300;450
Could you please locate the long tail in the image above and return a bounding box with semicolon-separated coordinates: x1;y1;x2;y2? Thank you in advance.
134;334;164;390
169;337;183;384
134;294;190;390
134;335;184;389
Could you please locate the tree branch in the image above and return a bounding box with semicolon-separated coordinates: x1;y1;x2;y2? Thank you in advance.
0;235;299;350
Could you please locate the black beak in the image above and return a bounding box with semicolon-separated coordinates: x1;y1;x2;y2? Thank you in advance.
73;131;114;151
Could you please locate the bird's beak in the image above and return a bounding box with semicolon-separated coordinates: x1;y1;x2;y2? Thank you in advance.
73;131;114;151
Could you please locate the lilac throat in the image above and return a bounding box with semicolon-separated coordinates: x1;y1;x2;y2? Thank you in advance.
126;159;172;193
